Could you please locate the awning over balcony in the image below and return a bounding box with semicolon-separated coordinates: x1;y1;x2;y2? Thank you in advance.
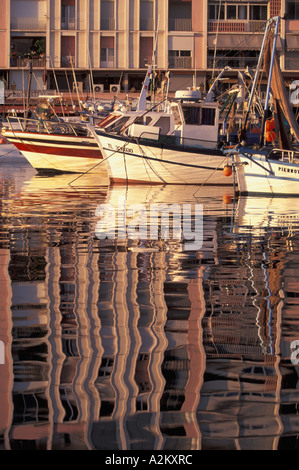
208;34;282;50
286;35;299;51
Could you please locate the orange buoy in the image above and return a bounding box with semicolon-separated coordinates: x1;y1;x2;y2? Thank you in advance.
0;137;6;144
265;118;275;132
223;165;233;177
223;194;232;204
265;130;276;142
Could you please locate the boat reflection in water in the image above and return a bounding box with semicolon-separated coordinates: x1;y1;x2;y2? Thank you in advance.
1;165;299;450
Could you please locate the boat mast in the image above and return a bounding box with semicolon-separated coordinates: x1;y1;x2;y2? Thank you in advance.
259;16;280;147
241;17;273;134
137;16;159;111
25;58;32;120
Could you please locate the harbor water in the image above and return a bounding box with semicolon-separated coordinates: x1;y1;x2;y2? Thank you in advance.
0;144;299;451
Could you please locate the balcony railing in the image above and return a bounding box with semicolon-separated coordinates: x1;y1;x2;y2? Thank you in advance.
11;17;47;31
168;18;192;31
61;55;75;68
100;59;115;68
100;18;116;30
208;20;266;33
10;56;46;68
140;18;155;30
61;19;76;30
207;56;259;69
168;56;192;69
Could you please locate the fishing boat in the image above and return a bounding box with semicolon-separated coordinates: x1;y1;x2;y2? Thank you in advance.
0;64;156;177
88;94;234;185
85;60;234;186
233;16;299;196
1;113;107;176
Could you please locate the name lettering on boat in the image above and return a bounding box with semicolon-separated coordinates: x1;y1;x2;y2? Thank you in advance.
107;142;133;153
278;166;299;174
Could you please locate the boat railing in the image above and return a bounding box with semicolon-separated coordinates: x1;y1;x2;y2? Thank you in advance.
135;130;216;149
6;116;87;137
267;148;299;163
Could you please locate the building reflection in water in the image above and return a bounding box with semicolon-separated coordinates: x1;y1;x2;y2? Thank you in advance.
0;169;299;450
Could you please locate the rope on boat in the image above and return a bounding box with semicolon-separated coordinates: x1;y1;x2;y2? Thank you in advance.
68;129;137;185
193;143;240;197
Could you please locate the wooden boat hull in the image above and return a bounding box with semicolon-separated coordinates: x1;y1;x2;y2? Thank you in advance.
3;130;107;175
94;132;232;185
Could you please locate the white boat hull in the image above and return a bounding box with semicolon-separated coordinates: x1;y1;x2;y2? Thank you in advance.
95;132;232;185
234;150;299;195
3;130;107;176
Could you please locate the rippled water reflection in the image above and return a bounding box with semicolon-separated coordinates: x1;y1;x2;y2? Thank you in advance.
1;153;299;450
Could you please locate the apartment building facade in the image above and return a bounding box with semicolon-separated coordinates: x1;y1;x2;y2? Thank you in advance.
0;0;298;95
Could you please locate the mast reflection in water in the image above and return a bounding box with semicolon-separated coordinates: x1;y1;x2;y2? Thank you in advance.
0;162;299;450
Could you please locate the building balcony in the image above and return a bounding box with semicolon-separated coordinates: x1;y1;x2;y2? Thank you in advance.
100;59;115;68
207;55;259;70
61;19;76;30
140;18;155;31
61;55;75;68
10;56;46;68
10;17;47;31
208;20;266;33
168;56;192;69
100;18;116;31
168;18;192;31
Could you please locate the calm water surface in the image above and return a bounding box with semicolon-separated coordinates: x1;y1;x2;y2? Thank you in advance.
1;149;299;451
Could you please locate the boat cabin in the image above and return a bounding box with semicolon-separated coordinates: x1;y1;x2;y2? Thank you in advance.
96;98;219;150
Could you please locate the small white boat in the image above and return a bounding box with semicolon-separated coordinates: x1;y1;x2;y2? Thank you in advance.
233;16;299;196
233;147;299;196
2;116;107;177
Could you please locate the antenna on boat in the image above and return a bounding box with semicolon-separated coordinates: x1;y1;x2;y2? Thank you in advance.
137;16;160;111
25;58;33;120
70;54;83;111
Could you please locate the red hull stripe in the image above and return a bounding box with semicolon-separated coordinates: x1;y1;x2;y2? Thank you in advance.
13;141;103;159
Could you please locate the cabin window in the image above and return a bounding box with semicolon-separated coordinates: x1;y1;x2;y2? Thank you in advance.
181;105;216;126
201;107;216;126
105;116;130;132
134;116;152;125
171;105;182;126
153;117;171;134
182;105;201;125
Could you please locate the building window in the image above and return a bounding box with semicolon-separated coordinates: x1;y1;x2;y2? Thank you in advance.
168;50;192;68
61;0;75;30
249;5;267;20
168;0;192;30
208;3;267;21
207;49;259;68
101;37;114;67
238;5;248;20
140;36;153;67
101;0;115;30
227;5;237;19
286;1;299;19
140;0;154;30
208;4;225;19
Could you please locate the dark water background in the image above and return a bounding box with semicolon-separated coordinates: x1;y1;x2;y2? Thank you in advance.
1;148;299;451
